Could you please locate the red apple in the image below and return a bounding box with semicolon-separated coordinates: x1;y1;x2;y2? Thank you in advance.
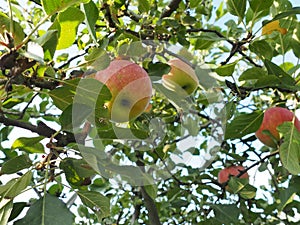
94;59;152;122
162;58;199;95
218;165;249;192
255;107;300;148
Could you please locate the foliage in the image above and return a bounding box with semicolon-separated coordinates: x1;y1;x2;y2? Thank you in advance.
0;0;300;224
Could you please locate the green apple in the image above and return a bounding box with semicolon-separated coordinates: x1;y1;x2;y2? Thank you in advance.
255;107;300;148
94;59;152;123
162;58;199;95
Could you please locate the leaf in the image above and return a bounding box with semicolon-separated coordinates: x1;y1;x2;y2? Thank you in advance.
83;48;111;70
54;7;85;50
249;0;273;14
60;158;95;187
278;188;296;211
278;122;300;175
8;202;27;222
41;0;89;15
0;199;13;225
0;155;32;175
211;204;241;224
239;67;267;81
36;30;58;60
215;61;237;77
0;171;32;198
138;0;150;13
14;193;74;225
147;62;170;79
78;144;154;185
11;136;44;153
264;59;295;86
239;184;257;199
262;20;287;35
77;190;110;221
226;0;246;20
225;111;263;140
59;103;93;131
49;78;80;110
267;7;300;23
82;1;99;44
0;12;25;45
290;39;300;58
249;40;273;60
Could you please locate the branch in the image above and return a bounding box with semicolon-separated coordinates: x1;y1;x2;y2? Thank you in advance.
0;114;75;146
140;186;162;225
160;0;182;18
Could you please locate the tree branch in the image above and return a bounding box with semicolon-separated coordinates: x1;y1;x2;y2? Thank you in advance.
0;114;75;146
160;0;182;18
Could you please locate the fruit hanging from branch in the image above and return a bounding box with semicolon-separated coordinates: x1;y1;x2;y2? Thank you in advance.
218;165;249;192
162;58;199;96
94;59;152;123
255;107;300;148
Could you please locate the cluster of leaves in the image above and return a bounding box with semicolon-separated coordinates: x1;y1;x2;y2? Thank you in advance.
0;0;300;224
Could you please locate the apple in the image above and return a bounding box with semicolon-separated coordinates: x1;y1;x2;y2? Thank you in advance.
255;107;300;148
218;165;249;191
94;59;152;123
162;58;199;95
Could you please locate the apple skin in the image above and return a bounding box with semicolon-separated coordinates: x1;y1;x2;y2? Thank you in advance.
218;165;249;191
94;59;152;123
255;107;300;148
162;58;199;95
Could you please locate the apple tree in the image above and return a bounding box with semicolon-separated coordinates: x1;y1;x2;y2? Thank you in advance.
0;0;300;224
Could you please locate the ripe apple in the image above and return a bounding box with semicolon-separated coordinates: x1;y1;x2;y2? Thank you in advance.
218;165;249;192
94;59;152;123
255;107;300;148
162;58;199;95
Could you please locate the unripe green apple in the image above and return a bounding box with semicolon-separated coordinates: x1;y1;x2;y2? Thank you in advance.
255;107;300;148
218;165;249;192
94;59;152;123
162;58;199;95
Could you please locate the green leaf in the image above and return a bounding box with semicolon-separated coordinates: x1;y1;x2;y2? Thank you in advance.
147;62;170;79
83;48;111;70
249;40;273;60
239;67;267;81
277;188;296;211
266;7;300;24
211;204;241;224
215;61;237;77
0;12;25;45
0;199;13;225
8;202;27;222
0;171;32;198
290;39;300;58
138;0;150;13
278;122;300;175
239;184;257;199
60;158;95;187
54;7;85;50
11;137;44;153
41;0;89;15
49;78;80;110
226;0;246;20
77;190;110;221
0;155;32;175
249;0;273;14
36;30;58;60
264;59;295;86
225;111;263;140
82;1;99;44
14;193;74;225
60;103;92;131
